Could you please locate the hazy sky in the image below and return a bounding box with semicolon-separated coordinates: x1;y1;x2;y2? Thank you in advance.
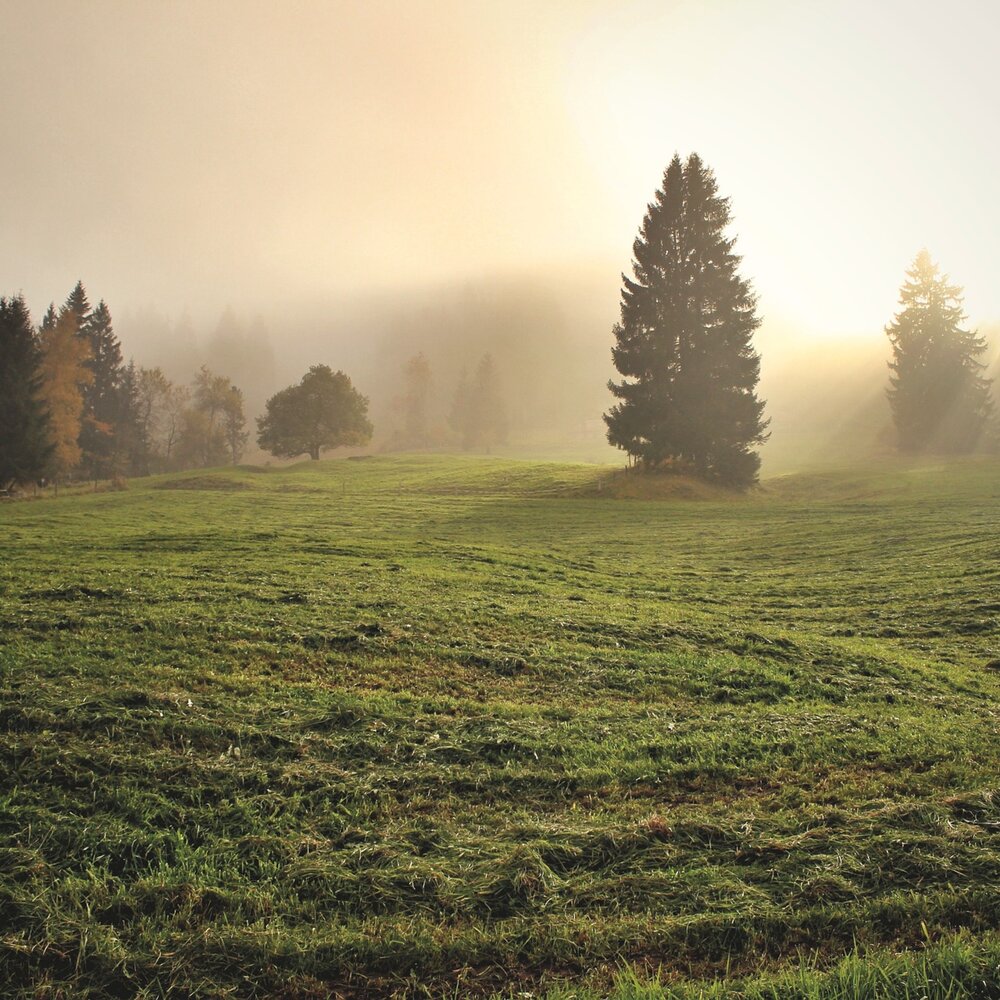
3;0;999;337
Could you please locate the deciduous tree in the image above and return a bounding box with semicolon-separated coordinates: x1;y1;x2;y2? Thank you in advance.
176;366;240;468
223;383;249;464
130;366;174;474
257;365;372;460
38;308;92;481
161;381;190;468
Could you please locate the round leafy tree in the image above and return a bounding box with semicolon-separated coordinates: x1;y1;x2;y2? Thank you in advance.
257;365;372;460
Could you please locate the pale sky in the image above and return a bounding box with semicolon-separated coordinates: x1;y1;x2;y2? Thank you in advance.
2;0;998;338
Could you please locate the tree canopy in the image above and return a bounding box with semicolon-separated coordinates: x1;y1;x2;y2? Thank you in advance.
886;250;993;453
604;153;767;488
257;365;372;460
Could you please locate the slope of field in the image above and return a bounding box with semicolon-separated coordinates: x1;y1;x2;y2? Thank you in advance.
2;455;1000;998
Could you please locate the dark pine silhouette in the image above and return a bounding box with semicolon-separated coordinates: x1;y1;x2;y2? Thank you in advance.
257;365;373;460
605;153;767;488
0;295;52;489
886;250;993;453
61;280;90;332
79;297;126;479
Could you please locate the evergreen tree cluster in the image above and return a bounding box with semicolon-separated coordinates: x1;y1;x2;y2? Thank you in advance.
0;282;250;491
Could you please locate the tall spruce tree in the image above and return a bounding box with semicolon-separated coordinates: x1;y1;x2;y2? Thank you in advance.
605;153;767;487
79;298;125;479
62;281;90;333
0;295;52;489
886;251;993;453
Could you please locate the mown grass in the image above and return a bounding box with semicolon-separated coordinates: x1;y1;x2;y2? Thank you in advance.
1;454;999;997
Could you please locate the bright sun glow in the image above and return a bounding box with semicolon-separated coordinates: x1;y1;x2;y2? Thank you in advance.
562;1;1000;340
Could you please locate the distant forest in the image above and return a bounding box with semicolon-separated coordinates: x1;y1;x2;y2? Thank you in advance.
1;279;567;489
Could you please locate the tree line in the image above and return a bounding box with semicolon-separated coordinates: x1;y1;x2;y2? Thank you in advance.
1;283;251;490
1;283;513;492
4;158;996;493
605;153;996;487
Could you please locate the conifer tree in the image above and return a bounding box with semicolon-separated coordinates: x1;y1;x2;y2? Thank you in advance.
79;298;125;479
605;153;767;487
886;251;993;453
0;295;52;489
62;281;90;333
39;303;58;335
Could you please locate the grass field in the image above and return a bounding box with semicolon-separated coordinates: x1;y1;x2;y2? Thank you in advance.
2;454;1000;998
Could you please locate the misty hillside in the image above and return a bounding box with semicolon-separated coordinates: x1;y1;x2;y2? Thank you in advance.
115;268;919;473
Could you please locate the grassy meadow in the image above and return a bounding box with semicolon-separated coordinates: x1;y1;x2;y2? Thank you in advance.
2;454;1000;998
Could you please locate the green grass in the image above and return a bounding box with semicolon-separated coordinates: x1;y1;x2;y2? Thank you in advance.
1;453;999;998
